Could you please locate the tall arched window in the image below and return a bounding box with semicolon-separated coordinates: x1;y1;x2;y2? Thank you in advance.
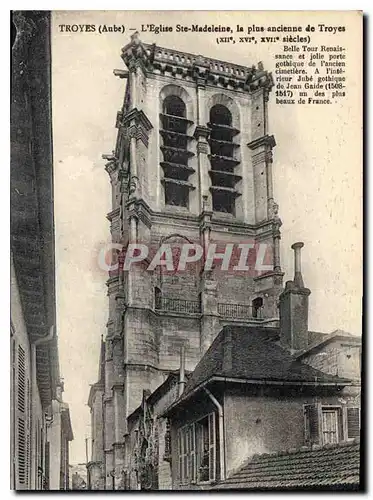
160;94;194;208
208;104;240;215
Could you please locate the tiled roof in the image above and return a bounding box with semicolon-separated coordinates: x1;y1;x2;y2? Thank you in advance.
183;326;350;396
214;440;360;490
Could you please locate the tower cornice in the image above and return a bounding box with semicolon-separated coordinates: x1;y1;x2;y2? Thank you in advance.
120;33;274;94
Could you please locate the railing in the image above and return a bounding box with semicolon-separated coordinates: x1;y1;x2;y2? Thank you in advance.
155;296;201;314
218;303;263;320
154;295;263;319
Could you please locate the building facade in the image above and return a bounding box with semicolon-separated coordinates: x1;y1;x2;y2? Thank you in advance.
89;33;361;490
11;11;73;491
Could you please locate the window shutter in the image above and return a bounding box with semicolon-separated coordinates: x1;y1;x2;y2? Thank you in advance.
186;427;191;482
178;431;182;483
17;345;27;487
208;413;216;481
17;418;26;485
346;407;360;439
189;424;196;483
17;346;26;414
304;404;320;445
182;429;187;481
178;429;188;484
26;379;31;488
45;442;50;490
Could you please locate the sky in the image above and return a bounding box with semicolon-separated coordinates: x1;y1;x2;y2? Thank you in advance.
51;11;362;463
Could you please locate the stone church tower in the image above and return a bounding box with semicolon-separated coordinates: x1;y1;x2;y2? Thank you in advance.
100;33;283;488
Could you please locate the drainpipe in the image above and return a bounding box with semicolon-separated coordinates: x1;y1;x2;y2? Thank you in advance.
31;325;55;489
203;387;225;481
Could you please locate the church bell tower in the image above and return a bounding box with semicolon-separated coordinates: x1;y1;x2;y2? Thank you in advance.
101;32;283;487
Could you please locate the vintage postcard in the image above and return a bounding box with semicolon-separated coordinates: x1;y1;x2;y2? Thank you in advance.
10;10;362;491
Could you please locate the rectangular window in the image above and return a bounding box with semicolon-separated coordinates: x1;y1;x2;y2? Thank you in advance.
304;404;358;446
178;413;216;486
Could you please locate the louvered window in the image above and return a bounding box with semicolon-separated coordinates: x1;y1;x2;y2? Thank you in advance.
208;104;241;215
346;407;360;439
160;95;195;208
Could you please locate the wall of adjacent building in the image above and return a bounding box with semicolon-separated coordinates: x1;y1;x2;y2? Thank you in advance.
223;386;360;476
302;340;361;380
224;389;306;474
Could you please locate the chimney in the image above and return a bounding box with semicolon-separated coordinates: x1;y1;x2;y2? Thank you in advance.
279;242;311;352
178;345;186;397
292;242;305;287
